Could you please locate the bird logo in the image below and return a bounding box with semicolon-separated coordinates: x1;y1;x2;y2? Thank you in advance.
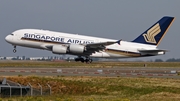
143;23;161;44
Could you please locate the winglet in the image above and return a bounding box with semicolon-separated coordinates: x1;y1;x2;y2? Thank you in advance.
117;39;122;45
132;16;175;46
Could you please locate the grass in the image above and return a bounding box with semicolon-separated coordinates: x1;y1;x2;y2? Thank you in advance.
0;60;180;67
1;61;180;100
1;76;180;101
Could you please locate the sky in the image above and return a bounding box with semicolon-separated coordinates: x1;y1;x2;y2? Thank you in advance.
0;0;180;61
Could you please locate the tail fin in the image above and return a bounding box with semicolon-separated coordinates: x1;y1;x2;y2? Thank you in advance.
132;16;175;46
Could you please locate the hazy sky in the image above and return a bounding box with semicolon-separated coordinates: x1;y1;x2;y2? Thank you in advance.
0;0;180;60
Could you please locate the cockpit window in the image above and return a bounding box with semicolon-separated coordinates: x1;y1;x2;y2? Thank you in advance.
10;34;14;36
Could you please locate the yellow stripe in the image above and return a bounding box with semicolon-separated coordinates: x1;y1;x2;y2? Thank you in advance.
157;17;175;46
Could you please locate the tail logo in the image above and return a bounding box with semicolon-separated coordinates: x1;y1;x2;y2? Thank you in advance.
143;23;161;44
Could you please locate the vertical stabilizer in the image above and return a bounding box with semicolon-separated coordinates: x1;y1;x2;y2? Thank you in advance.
132;16;175;46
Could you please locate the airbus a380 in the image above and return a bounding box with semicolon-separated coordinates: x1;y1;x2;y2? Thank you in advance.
5;16;174;63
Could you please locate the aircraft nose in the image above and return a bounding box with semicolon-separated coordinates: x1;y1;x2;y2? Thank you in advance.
5;35;12;43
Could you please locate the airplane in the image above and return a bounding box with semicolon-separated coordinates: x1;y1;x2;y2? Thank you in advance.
5;16;175;63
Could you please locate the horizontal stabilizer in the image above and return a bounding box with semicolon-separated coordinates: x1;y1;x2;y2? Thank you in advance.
138;49;168;52
138;49;167;55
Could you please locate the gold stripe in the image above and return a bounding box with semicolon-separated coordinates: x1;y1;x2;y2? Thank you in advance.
157;17;175;46
106;49;141;57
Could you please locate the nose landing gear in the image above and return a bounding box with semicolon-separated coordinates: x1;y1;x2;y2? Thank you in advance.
13;46;16;53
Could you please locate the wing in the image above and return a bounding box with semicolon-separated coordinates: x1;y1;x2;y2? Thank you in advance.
84;41;118;55
86;41;117;48
41;40;119;56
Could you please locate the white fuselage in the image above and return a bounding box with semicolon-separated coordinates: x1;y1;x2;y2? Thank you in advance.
5;29;160;58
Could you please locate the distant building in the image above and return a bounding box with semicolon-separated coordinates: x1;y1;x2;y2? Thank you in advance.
29;57;43;60
0;56;71;61
5;57;14;60
22;56;26;60
0;57;4;60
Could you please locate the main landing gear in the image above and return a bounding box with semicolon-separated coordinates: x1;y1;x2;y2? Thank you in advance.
75;57;93;63
13;46;16;53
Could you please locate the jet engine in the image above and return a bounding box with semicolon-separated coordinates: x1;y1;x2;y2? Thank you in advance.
52;45;67;54
52;44;85;54
68;44;85;53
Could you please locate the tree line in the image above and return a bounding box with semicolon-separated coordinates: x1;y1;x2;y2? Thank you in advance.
154;58;180;62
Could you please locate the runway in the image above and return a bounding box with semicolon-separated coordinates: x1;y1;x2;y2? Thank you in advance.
0;67;180;78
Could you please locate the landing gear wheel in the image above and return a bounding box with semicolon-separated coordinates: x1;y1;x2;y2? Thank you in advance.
75;58;80;62
85;58;93;63
80;58;85;63
89;59;93;63
75;57;85;63
13;46;16;53
75;56;93;63
13;49;16;53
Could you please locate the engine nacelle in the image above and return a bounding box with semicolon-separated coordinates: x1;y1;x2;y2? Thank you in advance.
52;45;67;54
69;44;85;54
